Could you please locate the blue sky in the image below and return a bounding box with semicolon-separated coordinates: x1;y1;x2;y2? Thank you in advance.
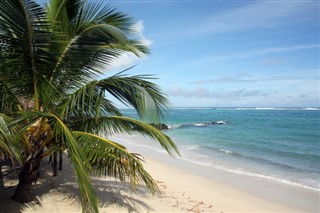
105;1;319;107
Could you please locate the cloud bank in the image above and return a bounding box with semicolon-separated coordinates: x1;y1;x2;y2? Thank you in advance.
166;87;269;99
188;72;319;84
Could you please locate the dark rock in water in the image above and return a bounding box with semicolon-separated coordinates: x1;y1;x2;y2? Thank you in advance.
205;121;226;125
205;122;215;125
149;123;170;130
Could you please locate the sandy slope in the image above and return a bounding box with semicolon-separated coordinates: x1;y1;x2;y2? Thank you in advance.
1;155;316;213
0;133;318;213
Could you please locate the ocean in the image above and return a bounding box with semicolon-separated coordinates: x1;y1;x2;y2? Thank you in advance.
119;108;320;192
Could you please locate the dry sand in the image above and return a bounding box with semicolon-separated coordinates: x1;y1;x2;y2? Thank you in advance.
0;134;319;213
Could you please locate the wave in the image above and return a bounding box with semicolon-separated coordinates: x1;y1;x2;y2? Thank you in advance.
170;107;213;110
183;144;201;151
219;149;233;154
178;155;320;192
167;124;182;130
109;135;320;193
232;107;320;111
199;145;311;173
179;149;320;192
255;107;275;110
213;165;320;192
194;123;207;127
303;107;320;110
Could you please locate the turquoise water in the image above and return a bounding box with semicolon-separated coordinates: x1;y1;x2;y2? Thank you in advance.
121;108;320;192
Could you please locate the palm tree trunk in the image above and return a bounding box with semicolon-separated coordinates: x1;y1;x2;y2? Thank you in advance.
52;151;58;176
0;159;4;188
12;149;43;203
59;150;63;170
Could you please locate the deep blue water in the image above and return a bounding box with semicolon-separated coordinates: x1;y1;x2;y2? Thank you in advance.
120;108;320;192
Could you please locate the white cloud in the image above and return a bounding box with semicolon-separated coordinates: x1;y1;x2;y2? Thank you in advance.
166;86;319;107
166;86;269;99
107;21;152;71
131;20;153;47
156;1;317;40
189;44;320;66
259;58;286;65
188;71;319;84
237;44;320;60
194;1;314;35
107;52;139;71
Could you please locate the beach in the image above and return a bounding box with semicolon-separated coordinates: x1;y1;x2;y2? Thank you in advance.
0;133;318;213
112;134;319;213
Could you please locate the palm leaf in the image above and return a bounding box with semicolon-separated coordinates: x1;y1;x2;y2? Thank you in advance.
0;0;54;107
56;80;121;119
0;113;23;164
46;0;149;93
73;131;159;194
98;73;169;122
0;81;22;113
49;113;98;213
70;116;179;157
0;114;13;158
56;72;169;121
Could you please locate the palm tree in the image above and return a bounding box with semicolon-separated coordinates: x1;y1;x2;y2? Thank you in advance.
0;0;179;212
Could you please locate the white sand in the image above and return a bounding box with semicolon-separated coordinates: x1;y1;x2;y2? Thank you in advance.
0;134;319;213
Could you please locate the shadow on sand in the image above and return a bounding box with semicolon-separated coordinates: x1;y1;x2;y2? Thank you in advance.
0;161;154;213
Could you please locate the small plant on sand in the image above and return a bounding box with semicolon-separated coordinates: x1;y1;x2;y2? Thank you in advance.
0;0;179;212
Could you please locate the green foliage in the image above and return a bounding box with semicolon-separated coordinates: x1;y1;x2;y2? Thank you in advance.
0;0;178;212
0;114;23;164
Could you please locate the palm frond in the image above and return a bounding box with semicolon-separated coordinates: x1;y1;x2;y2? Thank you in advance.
0;0;54;104
73;131;159;194
0;81;22;113
0;113;23;164
98;73;169;122
37;77;63;112
56;72;169;125
46;0;149;93
50;113;98;213
56;80;121;119
70;116;179;157
0;114;13;158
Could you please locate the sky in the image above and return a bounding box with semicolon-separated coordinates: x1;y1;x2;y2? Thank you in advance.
104;0;319;108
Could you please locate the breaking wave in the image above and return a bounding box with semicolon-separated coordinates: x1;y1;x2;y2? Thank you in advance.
168;120;226;130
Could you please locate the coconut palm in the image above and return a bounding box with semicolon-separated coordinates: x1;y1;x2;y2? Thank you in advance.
0;0;178;212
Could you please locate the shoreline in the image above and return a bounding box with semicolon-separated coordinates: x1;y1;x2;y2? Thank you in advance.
0;134;318;212
123;137;319;193
112;134;320;212
143;157;319;212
